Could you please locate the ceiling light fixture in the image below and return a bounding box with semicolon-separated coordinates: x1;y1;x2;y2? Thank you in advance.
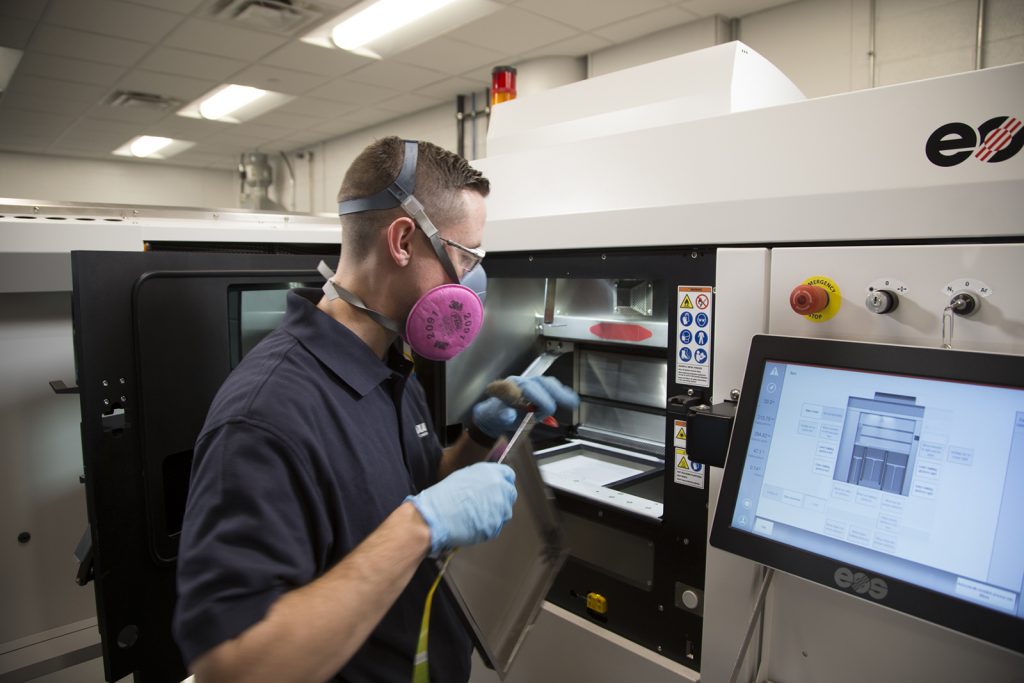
332;0;457;50
177;84;294;123
0;47;24;93
302;0;499;59
113;135;195;160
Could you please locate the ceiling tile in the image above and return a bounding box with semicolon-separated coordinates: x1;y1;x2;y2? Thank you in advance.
233;121;291;140
139;47;248;81
116;69;219;101
0;16;35;49
1;0;49;22
675;0;783;18
347;61;448;91
43;0;183;43
446;6;579;55
6;73;109;103
278;96;357;118
231;64;330;95
516;0;671;32
16;51;127;86
377;92;446;116
260;42;372;77
306;78;400;105
0;92;94;118
57;127;137;151
417;76;488;101
276;129;332;147
118;0;205;13
70;116;150;135
88;103;173;124
310;112;389;137
249;109;325;129
142;116;230;140
390;38;510;76
29;25;151;66
163;18;289;61
518;32;613;59
0;108;78;137
592;6;699;42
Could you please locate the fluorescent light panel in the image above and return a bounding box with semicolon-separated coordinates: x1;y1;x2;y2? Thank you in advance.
178;83;294;123
302;0;500;59
113;135;195;159
0;46;24;92
332;0;457;50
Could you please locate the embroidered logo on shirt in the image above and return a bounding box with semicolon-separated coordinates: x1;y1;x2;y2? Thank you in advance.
415;422;429;438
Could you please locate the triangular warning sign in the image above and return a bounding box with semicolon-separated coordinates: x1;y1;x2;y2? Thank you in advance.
676;427;687;440
680;295;694;309
770;367;779;376
677;454;690;469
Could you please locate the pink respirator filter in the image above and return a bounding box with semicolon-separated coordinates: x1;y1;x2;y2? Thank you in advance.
404;284;484;361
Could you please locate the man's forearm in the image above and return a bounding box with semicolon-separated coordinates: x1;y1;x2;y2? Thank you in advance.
438;430;493;480
191;502;431;683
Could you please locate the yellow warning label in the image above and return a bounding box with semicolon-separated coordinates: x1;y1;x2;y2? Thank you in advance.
676;427;687;440
680;294;694;309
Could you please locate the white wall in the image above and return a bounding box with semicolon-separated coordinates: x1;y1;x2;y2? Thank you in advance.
740;0;1024;98
0;151;237;208
589;16;731;77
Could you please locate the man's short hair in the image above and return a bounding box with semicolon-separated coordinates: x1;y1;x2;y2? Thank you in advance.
337;137;490;259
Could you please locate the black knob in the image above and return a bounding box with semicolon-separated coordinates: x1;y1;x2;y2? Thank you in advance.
17;532;31;544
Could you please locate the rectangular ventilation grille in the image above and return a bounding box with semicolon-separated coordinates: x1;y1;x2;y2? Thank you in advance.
208;0;324;34
107;90;181;110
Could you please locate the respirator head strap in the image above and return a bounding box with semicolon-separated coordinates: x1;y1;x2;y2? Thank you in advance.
337;140;417;215
318;261;403;336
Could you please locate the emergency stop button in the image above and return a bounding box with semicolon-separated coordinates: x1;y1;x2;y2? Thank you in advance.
789;276;842;322
790;285;829;315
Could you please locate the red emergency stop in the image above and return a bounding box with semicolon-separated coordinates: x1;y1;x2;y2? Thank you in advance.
790;285;830;315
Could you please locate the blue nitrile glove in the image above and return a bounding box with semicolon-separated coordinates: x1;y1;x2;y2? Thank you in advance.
472;376;581;439
406;462;518;554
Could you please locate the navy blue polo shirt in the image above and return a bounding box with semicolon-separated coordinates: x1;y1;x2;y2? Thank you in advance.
173;288;471;682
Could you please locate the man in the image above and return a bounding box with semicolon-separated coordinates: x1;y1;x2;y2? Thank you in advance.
173;137;577;682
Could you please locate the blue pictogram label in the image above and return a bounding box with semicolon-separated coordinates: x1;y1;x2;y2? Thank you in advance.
695;348;708;364
680;329;692;344
679;347;693;362
695;312;709;328
695;330;708;346
681;312;693;326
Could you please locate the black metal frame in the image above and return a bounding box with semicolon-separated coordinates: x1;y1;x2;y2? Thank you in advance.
72;250;335;682
421;246;716;668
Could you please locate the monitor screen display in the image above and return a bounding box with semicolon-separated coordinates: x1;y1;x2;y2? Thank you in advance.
711;335;1024;655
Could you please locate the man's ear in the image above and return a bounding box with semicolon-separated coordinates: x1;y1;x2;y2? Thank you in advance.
385;217;417;267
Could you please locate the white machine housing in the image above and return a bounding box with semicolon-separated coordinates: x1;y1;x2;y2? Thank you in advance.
472;41;1024;683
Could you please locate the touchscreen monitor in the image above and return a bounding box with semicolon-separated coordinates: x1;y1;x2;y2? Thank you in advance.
710;335;1024;656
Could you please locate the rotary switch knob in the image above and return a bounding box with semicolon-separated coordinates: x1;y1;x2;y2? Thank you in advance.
865;290;899;314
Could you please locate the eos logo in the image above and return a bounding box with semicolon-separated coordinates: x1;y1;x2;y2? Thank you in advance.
926;116;1022;166
834;567;888;600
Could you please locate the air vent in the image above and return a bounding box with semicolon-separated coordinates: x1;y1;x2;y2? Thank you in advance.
107;90;182;110
208;0;325;35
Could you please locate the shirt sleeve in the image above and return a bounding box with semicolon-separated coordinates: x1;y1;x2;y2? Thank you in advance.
172;418;324;666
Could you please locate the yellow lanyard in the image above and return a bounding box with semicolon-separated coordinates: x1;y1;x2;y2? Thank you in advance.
412;552;453;683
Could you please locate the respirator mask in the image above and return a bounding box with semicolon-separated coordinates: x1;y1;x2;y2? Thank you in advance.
320;140;487;361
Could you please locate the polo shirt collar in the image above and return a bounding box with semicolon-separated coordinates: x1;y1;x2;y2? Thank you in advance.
283;289;413;397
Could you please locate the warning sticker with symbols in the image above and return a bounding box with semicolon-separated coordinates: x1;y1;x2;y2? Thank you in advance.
673;419;705;488
675;285;712;387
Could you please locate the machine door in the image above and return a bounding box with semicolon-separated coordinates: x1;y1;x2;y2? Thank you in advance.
71;249;336;682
